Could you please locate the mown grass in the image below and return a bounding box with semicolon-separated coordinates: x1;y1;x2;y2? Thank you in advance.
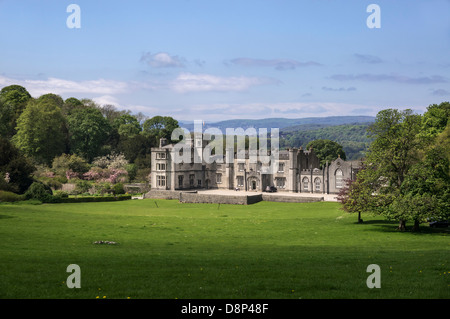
0;199;448;299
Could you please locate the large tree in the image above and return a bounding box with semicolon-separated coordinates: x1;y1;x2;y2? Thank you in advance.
0;85;32;138
0;137;35;194
67;107;111;162
341;106;449;231
12;94;67;165
142;116;179;146
306;139;346;167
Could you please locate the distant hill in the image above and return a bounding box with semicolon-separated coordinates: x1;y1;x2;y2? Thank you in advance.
177;116;375;160
280;124;373;160
178;116;375;132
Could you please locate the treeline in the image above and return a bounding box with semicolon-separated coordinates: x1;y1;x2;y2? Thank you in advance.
0;85;178;198
338;102;450;231
280;124;373;160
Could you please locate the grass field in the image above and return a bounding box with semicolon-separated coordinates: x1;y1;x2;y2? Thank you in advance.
0;199;448;299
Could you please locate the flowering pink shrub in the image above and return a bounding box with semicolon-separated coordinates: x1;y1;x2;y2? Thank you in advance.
80;167;128;183
66;169;80;180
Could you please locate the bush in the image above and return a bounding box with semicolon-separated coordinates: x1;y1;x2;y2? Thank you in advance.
0;190;26;202
25;182;54;202
112;182;125;195
53;190;69;198
60;194;131;203
74;179;92;194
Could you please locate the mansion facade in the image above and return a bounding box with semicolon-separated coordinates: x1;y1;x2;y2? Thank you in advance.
150;137;360;194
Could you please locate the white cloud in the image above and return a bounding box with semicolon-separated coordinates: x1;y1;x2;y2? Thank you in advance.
140;52;186;68
170;102;378;122
228;58;322;70
0;75;129;97
171;73;278;93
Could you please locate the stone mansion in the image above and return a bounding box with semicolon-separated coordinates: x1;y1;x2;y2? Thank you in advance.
150;136;360;195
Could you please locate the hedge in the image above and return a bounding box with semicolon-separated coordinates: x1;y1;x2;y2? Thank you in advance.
0;190;26;202
57;195;132;203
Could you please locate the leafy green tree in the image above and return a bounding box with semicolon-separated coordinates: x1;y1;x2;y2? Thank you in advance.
113;114;142;138
342;107;449;231
390;143;449;231
117;134;151;163
142;116;179;146
0;137;35;194
62;97;84;116
420;101;450;139
337;162;372;223
306;139;346;167
67;107;111;162
0;85;32;138
52;153;90;179
364;109;423;230
12;95;67;165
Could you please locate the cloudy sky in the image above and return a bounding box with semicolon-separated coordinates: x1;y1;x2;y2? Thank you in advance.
0;0;449;122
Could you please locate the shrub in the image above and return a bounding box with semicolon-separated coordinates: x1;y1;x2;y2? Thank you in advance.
74;179;92;194
60;194;131;203
52;154;90;178
112;182;125;195
25;182;53;202
53;190;69;198
0;190;26;202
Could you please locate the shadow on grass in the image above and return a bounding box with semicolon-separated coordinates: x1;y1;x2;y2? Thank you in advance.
0;214;15;220
356;219;449;235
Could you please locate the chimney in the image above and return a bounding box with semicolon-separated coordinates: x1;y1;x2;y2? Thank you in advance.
159;138;168;148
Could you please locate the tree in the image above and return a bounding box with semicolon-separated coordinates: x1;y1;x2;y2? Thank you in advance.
142;116;179;146
0;85;32;138
342;107;449;231
420;101;450;139
13;94;67;165
390;143;449;231
306;139;346;167
113;114;142;138
67;107;111;162
62;97;84;116
0;137;35;194
363;109;423;230
337;162;373;223
52;153;90;179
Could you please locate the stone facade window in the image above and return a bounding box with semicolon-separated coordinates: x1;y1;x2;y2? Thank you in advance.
314;177;321;191
302;177;309;191
275;177;286;188
237;176;244;186
335;169;343;189
157;175;166;187
156;163;166;171
216;173;222;184
156;152;166;159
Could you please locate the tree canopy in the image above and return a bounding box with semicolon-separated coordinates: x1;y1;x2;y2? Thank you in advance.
13;94;67;165
340;103;450;231
306;139;346;167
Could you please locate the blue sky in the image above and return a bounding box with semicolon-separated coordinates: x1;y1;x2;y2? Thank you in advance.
0;0;449;122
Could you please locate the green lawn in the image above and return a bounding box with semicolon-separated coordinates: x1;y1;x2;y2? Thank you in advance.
0;199;448;299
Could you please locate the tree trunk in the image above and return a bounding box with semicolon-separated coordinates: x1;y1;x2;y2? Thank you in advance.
357;212;363;223
411;219;420;232
397;219;406;231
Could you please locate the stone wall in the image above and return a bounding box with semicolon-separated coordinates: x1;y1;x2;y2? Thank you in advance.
180;193;262;205
262;194;323;203
144;190;322;205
